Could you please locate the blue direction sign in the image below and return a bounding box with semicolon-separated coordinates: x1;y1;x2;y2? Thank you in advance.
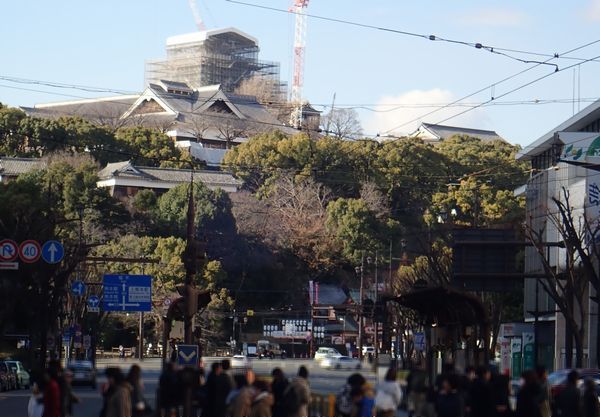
71;280;86;296
87;295;100;308
103;274;152;312
41;240;64;264
177;344;199;367
87;295;100;313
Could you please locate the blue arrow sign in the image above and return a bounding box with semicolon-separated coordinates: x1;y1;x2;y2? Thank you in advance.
71;280;86;296
87;295;100;308
41;240;64;264
102;274;152;312
177;344;199;367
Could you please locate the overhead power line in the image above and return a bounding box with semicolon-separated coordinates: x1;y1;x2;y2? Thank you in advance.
225;0;600;69
381;38;600;134
4;76;600;112
434;52;600;127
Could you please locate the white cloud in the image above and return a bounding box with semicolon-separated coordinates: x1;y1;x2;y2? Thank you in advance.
362;88;489;137
584;0;600;21
459;7;527;27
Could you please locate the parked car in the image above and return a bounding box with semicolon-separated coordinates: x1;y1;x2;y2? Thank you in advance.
314;347;342;361
320;355;361;370
67;360;96;388
548;368;600;400
5;361;30;389
0;363;9;391
0;362;16;390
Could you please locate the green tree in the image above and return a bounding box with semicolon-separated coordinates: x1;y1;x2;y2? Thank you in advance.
375;138;449;222
115;126;189;168
430;177;524;227
435;135;528;189
155;182;236;239
0;156;129;367
0;106;28;155
326;198;383;264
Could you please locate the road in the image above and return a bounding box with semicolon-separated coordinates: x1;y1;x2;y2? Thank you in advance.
0;357;383;416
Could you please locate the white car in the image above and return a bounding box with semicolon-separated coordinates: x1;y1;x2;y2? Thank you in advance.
230;355;250;368
362;346;375;356
320;356;361;370
314;347;342;361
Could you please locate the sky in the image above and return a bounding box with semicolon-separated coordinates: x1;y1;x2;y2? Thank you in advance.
2;0;600;146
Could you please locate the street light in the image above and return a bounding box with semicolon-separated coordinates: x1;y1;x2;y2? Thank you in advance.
339;317;346;343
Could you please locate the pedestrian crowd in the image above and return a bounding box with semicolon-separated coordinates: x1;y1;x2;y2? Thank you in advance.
27;359;80;417
26;358;600;417
157;360;311;417
27;360;152;417
403;363;600;417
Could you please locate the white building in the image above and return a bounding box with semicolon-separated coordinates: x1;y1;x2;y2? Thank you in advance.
518;100;600;370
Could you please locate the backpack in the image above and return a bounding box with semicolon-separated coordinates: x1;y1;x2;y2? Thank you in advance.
282;381;303;415
336;385;354;416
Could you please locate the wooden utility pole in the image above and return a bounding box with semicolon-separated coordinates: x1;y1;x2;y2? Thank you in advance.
183;179;196;345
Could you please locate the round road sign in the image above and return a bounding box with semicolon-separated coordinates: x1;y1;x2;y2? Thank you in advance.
164;298;172;307
19;240;41;263
0;239;18;262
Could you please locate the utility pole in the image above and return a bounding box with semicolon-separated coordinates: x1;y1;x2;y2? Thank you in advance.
374;252;379;359
358;251;365;360
183;176;196;345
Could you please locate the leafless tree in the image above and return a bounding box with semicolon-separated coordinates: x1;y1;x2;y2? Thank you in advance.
185;114;213;142
205;114;246;149
360;182;389;219
265;174;339;270
322;108;363;140
524;187;593;367
234;75;285;106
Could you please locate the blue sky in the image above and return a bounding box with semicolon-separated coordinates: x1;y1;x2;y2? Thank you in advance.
2;0;600;146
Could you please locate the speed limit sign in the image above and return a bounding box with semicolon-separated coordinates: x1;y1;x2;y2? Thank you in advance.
19;240;41;263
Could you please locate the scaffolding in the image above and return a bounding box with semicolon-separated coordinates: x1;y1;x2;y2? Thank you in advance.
145;28;283;93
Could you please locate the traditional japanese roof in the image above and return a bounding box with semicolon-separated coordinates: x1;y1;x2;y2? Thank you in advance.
0;157;46;177
97;160;242;191
412;122;505;142
21;95;139;123
23;82;293;137
313;284;350;306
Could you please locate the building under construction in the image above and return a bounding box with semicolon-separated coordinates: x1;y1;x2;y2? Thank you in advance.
145;27;284;94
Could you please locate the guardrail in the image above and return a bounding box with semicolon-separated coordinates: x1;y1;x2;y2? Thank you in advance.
309;393;336;417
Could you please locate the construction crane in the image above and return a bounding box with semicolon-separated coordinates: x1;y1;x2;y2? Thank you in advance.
188;0;207;31
289;0;310;129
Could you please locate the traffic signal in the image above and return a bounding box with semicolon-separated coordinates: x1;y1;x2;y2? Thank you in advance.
176;285;212;317
181;240;206;275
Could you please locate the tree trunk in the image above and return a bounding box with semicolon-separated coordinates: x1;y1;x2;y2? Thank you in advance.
565;319;573;368
574;326;585;368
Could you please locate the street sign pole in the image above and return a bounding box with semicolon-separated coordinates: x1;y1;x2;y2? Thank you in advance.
138;312;144;361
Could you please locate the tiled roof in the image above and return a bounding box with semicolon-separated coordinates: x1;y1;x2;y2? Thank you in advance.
421;123;504;142
0;157;46;176
22;96;138;122
315;284;349;305
98;160;242;188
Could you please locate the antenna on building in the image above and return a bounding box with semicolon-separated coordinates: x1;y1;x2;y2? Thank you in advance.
188;0;206;31
289;0;310;129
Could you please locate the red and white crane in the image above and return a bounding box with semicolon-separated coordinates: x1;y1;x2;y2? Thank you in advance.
188;0;206;31
289;0;310;128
